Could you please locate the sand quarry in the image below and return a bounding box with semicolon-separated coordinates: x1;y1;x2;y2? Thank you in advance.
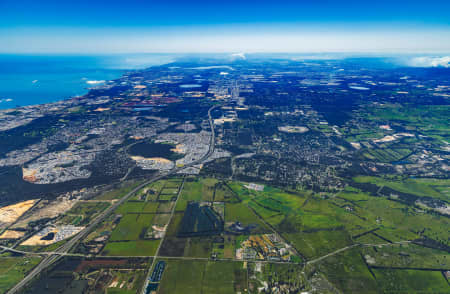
0;199;38;230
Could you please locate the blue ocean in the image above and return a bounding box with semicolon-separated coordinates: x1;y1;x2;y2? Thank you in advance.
0;54;176;109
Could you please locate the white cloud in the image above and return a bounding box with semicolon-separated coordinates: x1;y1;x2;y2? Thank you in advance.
86;80;105;85
231;52;246;60
407;56;450;68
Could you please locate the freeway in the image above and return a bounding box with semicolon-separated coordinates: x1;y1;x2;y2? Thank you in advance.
7;104;220;294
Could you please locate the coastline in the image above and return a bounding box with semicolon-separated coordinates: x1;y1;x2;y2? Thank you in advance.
0;54;175;110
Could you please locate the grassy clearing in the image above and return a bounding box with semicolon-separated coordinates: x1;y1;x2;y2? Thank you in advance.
284;230;353;259
102;240;160;256
225;202;270;233
363;147;412;163
157;259;205;294
179;177;218;202
337;186;449;245
115;200;159;215
67;202;110;225
156;202;175;213
214;183;239;202
373;268;449;293
96;180;143;200
354;175;449;201
115;202;145;214
202;261;246;294
110;214;154;241
313;248;378;294
361;243;449;269
0;256;41;293
152;213;171;227
183;237;213;258
157;259;245;294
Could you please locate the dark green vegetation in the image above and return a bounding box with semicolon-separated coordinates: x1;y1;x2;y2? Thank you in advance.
128;141;183;161
177;202;223;237
0;116;62;157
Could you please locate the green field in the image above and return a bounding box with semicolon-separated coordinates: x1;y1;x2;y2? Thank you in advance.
110;213;155;241
373;268;449;293
361;243;449;269
179;177;218;202
66;201;110;226
225;202;270;233
183;237;213;258
0;256;41;293
362;147;412;163
157;259;246;294
313;249;378;294
353;175;450;201
284;230;352;259
102;240;160;256
96;180;144;200
115;201;159;214
102;211;161;256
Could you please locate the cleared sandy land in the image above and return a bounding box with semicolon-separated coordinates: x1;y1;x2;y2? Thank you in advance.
21;225;84;246
373;135;396;143
94;107;111;112
131;156;171;163
278;126;309;133
131;156;175;171
22;167;38;182
350;142;361;149
12;198;77;229
0;230;25;239
214;117;236;125
0;199;38;230
21;228;59;246
171;144;186;154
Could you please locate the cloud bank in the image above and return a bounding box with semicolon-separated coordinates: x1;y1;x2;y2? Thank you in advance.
407;56;450;68
2;25;450;54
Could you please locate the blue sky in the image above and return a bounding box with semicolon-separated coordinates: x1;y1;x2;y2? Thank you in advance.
1;0;449;53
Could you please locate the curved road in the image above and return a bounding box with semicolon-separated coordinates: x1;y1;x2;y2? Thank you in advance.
7;104;220;294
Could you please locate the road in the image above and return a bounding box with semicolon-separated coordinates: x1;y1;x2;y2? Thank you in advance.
7;104;220;294
2;240;413;266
